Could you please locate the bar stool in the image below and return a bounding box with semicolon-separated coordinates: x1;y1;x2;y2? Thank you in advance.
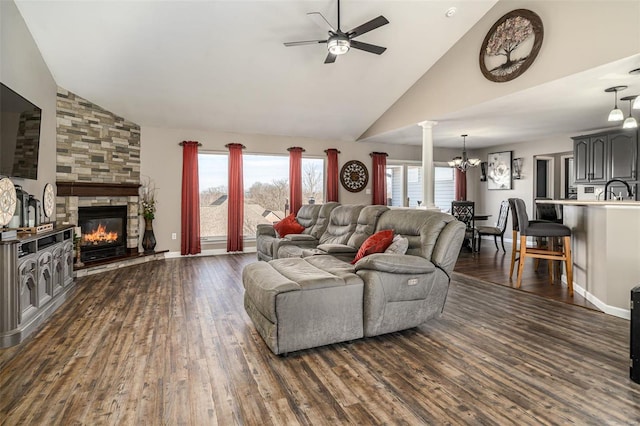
509;198;549;278
512;198;573;296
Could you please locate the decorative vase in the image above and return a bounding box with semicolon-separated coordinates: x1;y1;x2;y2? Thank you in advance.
142;217;157;253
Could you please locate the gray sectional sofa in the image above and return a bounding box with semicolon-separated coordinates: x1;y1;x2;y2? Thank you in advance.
244;204;466;355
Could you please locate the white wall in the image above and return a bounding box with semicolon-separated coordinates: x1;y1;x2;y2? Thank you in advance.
0;0;57;201
140;127;422;252
361;0;640;139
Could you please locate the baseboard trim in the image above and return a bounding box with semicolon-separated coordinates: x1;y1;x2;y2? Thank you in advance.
569;279;630;320
165;247;257;259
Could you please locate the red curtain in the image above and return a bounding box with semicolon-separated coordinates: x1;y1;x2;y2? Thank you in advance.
325;149;339;202
181;141;201;255
455;168;467;201
227;143;245;252
288;147;304;215
371;152;388;205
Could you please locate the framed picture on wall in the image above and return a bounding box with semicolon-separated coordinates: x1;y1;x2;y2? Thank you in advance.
487;151;512;190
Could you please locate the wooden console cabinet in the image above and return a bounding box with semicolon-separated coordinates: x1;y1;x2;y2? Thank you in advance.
0;225;74;348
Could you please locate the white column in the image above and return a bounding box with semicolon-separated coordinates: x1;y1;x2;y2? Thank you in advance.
418;120;438;210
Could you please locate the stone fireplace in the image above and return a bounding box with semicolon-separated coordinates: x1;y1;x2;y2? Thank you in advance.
55;88;142;267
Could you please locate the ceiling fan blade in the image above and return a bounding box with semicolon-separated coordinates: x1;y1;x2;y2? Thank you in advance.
347;15;389;38
307;12;335;33
350;40;386;55
324;53;337;64
284;40;327;47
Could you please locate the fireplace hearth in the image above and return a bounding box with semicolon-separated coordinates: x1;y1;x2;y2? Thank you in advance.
78;206;127;262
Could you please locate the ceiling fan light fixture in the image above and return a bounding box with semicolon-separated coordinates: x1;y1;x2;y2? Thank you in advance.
328;38;350;55
634;96;640;110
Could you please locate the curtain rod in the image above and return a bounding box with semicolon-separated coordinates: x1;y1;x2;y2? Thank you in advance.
179;141;203;146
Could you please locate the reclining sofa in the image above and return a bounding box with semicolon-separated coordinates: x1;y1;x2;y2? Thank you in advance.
244;205;466;355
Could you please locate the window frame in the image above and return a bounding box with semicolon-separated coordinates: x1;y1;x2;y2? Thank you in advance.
197;150;325;243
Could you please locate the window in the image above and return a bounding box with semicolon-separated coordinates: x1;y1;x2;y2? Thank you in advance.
385;162;455;210
198;152;324;240
434;166;455;212
199;153;228;240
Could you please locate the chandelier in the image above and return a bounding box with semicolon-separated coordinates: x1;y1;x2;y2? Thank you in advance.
448;134;481;172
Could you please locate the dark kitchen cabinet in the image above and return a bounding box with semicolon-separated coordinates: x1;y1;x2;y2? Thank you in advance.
573;134;607;183
609;130;637;181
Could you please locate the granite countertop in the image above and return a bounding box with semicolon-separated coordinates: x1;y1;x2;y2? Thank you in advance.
536;199;640;207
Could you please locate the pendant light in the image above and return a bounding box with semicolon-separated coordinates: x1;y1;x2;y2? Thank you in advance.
448;134;480;171
605;86;627;122
621;95;638;129
631;68;640;109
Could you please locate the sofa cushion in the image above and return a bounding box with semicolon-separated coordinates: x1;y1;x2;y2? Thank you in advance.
319;205;364;245
295;204;321;233
274;214;305;237
347;205;389;248
270;258;344;291
351;229;394;264
304;255;363;287
242;261;300;323
309;202;340;239
385;234;409;255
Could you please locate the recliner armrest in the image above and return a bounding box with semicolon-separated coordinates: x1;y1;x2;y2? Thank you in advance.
316;244;358;254
256;224;277;237
354;254;435;274
285;234;318;242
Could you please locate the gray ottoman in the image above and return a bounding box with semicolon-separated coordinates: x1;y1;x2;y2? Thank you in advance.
243;257;364;354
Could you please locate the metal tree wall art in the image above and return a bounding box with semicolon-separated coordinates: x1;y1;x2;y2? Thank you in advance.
480;9;543;83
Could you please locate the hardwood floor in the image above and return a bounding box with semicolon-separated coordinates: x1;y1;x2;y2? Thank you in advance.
455;239;599;311
1;253;638;424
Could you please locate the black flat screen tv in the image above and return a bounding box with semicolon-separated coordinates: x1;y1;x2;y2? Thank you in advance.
0;82;42;180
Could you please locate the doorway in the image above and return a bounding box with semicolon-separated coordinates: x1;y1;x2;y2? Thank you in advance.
533;156;554;200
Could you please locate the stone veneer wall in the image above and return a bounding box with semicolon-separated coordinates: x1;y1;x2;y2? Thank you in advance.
56;87;140;183
55;88;142;251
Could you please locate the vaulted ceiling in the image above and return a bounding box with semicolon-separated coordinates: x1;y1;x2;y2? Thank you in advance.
15;0;497;142
14;1;640;149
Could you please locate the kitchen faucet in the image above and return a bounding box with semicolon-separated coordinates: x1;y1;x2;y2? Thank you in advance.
603;178;633;200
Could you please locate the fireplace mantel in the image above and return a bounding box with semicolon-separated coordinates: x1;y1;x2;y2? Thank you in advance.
56;181;141;197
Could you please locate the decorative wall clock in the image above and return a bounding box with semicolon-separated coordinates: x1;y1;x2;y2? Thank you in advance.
42;183;55;220
0;177;17;226
479;9;543;83
340;160;369;193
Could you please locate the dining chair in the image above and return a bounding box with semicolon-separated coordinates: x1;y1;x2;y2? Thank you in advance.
512;198;573;296
476;200;509;252
451;200;478;251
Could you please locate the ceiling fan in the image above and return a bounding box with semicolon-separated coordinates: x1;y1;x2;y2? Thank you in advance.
284;0;389;64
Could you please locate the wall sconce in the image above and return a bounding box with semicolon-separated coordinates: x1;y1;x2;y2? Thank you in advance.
513;157;523;179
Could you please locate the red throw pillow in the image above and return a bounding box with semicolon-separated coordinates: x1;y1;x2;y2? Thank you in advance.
274;213;305;237
351;229;394;264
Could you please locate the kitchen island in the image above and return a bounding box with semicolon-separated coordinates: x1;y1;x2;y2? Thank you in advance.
537;199;640;319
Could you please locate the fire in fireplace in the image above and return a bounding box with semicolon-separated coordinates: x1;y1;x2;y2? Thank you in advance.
78;205;127;262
